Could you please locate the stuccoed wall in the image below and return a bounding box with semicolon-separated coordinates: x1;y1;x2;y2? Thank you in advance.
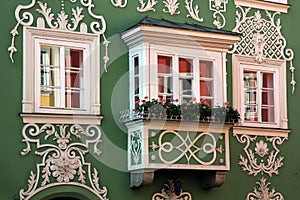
0;0;300;199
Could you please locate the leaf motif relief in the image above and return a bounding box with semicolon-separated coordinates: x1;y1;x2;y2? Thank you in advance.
137;0;158;12
185;0;203;22
20;123;108;200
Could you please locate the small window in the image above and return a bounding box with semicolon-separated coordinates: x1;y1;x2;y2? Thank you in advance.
22;27;101;124
232;55;288;129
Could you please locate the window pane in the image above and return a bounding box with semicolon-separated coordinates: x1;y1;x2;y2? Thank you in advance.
158;55;172;74
200;80;213;97
244;71;258;122
179;58;193;74
262;107;275;122
261;72;275;122
40;46;61;108
200;61;213;78
158;55;173;101
65;48;83;108
199;60;214;106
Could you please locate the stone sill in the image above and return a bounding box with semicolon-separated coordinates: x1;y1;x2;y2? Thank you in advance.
20;113;103;125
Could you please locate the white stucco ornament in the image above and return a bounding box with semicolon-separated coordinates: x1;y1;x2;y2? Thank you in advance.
235;134;287;177
20;123;108;200
209;0;228;29
137;0;158;12
163;0;180;15
111;0;128;8
185;0;204;22
8;0;110;71
229;6;296;93
247;177;284;200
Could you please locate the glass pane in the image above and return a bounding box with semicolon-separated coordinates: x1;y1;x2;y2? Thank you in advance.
262;72;274;88
158;55;172;74
134;56;139;75
40;46;61;107
200;61;213;78
244;71;258;122
200;80;213;97
180;78;192;96
262;107;275;122
65;48;83;109
179;58;193;74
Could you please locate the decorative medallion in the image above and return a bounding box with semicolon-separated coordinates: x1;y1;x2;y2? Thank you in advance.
185;0;204;22
246;177;284;200
20;123;108;200
152;179;192;200
235;134;287;177
163;0;180;15
229;6;296;93
8;0;110;71
209;0;228;29
137;0;158;12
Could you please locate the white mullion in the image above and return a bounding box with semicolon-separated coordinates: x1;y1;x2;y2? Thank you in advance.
257;70;262;122
60;46;66;109
173;55;179;101
195;59;200;103
192;58;197;101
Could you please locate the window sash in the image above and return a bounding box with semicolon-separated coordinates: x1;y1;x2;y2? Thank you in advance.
38;42;86;111
243;68;276;123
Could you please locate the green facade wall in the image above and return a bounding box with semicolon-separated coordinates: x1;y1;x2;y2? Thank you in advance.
1;0;300;199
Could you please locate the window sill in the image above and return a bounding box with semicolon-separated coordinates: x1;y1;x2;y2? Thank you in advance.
235;0;290;13
20;113;103;125
233;126;290;137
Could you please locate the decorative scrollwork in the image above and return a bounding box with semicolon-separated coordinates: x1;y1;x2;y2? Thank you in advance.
163;0;180;15
185;0;203;22
209;0;228;29
20;123;108;200
111;0;128;8
137;0;158;12
9;0;110;71
150;130;225;166
229;6;296;93
246;177;284;200
152;179;192;200
130;129;143;166
235;134;287;177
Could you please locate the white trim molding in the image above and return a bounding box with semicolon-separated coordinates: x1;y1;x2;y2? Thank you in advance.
20;123;108;200
235;0;290;13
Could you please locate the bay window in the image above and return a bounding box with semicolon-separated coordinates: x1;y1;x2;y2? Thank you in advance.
121;17;239;111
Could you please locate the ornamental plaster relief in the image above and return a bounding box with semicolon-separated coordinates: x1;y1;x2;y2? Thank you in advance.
234;134;287;177
20;123;108;200
246;177;284;200
229;6;296;93
9;0;110;71
209;0;228;29
152;179;192;200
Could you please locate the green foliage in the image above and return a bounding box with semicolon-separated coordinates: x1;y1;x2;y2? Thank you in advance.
134;98;240;122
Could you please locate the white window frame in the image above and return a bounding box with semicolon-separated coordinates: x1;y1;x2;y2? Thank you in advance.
232;55;288;129
22;27;101;124
148;45;224;106
234;0;290;13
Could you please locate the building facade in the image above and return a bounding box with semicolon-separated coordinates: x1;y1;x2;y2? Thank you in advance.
0;0;300;199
